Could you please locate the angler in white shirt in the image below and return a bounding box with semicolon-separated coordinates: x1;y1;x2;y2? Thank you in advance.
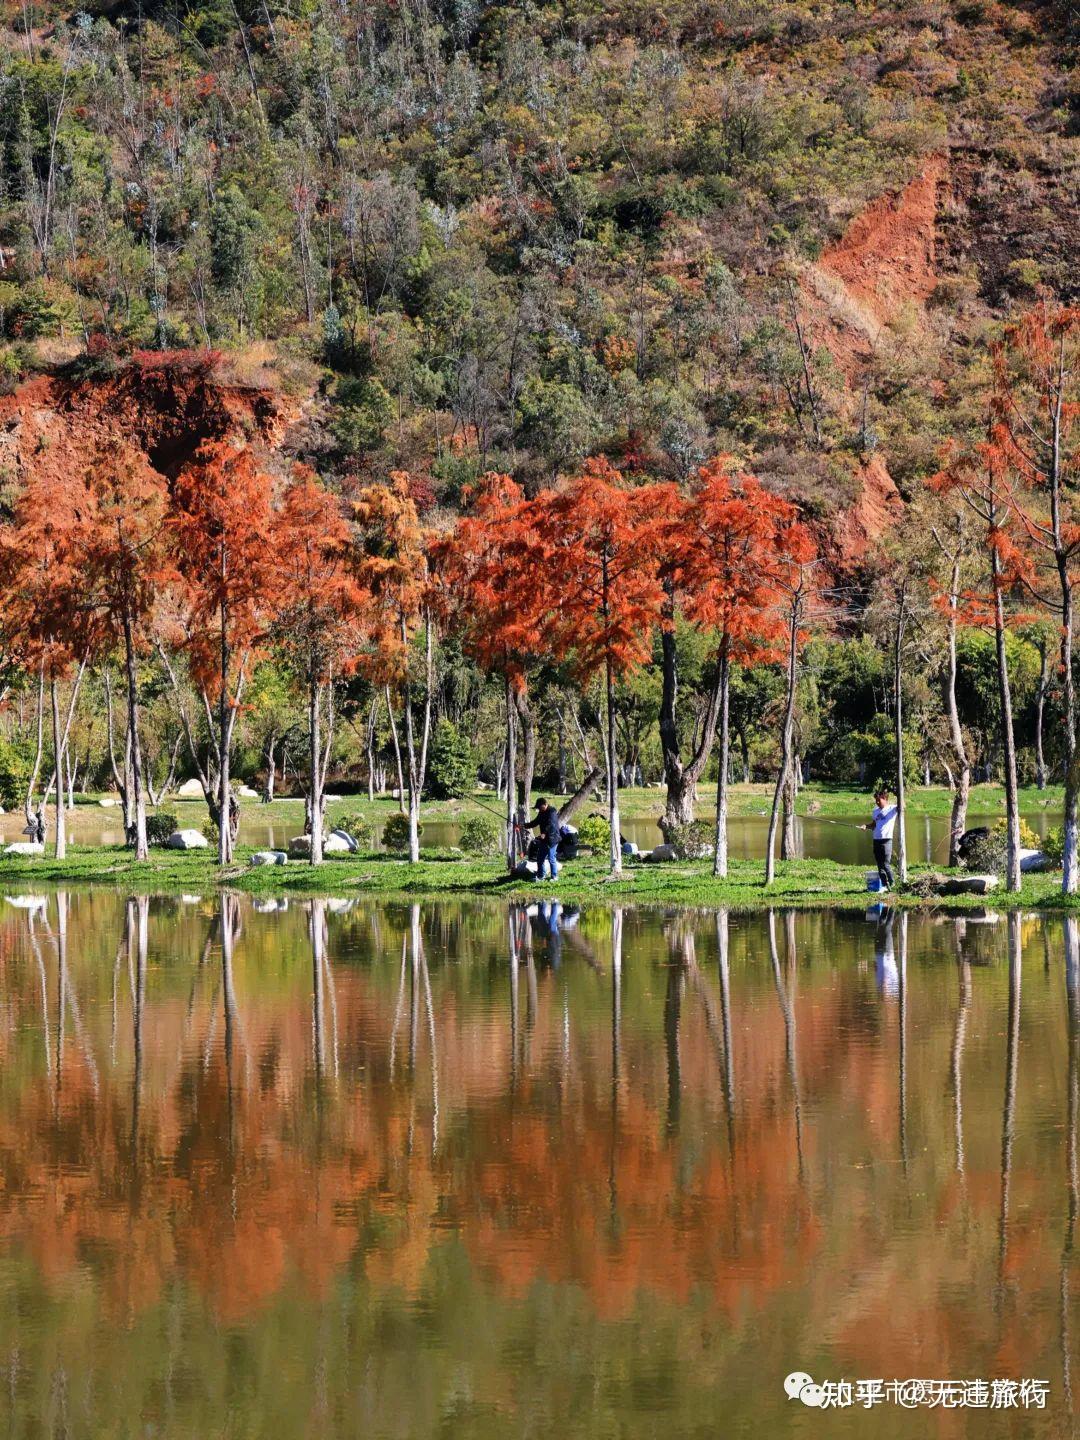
864;788;898;891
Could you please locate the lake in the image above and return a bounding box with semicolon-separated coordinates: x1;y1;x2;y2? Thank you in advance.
0;891;1076;1435
0;799;1060;863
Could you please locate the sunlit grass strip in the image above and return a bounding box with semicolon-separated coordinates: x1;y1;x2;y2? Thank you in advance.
0;846;1075;913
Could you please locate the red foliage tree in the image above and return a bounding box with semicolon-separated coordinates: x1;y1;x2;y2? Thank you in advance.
432;474;546;865
170;441;279;863
534;458;666;875
274;471;368;863
352;474;432;863
74;437;173;859
0;468;99;858
675;458;805;877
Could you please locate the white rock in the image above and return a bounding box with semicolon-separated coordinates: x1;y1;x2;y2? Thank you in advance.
238;785;259;798
176;779;204;799
328;828;358;852
4;842;44;856
644;843;678;863
288;835;313;856
98;797;117;807
1019;847;1050;873
165;829;209;850
249;850;288;866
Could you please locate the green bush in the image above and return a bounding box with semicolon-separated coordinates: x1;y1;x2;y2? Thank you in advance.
382;813;419;851
577;815;611;853
334;811;375;849
0;736;31;810
146;812;179;847
966;817;1043;874
460;815;501;855
201;817;220;845
664;819;714;859
426;719;474;799
1043;826;1065;865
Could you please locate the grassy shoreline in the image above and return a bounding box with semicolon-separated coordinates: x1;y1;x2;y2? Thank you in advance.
0;844;1073;914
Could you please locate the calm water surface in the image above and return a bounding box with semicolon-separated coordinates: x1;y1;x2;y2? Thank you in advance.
0;892;1078;1437
0;802;1061;862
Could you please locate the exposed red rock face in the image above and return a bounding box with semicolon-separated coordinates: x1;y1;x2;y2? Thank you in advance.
801;156;945;383
0;354;294;494
828;454;905;569
796;159;944;566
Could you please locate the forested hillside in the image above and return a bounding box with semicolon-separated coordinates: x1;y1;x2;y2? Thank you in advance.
0;0;1075;512
0;0;1076;894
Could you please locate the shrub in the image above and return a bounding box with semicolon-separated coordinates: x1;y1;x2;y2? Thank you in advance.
146;812;179;847
0;736;31;810
426;719;474;799
334;811;375;849
664;819;714;859
202;817;220;844
460;815;501;855
382;813;419;851
1043;826;1064;866
577;815;611;853
965;817;1042;874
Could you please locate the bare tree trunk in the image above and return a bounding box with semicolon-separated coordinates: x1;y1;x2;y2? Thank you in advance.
309;676;324;865
606;655;622;876
25;663;44;828
51;678;66;860
894;585;908;885
505;675;518;869
780;770;796;861
659;614;722;835
1034;643;1048;791
992;547;1022;893
218;600;230;864
766;588;801;884
123;610;148;860
513;687;536;814
712;645;730;878
264;733;277;804
402;615;433;864
385;685;407;814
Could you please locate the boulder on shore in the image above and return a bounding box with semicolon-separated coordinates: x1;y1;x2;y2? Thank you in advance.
4;841;44;856
238;785;259;798
176;779;204;799
165;829;209;850
328;828;358;852
288;835;312;856
1019;848;1050;873
937;874;999;896
643;843;678;864
249;850;287;867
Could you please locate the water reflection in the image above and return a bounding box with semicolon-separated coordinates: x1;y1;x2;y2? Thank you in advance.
0;892;1077;1435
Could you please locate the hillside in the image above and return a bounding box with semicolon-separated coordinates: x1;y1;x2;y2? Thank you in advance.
0;0;1075;557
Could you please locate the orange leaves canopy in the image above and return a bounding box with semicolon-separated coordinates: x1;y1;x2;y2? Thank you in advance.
274;470;367;682
429;473;545;691
533;457;666;682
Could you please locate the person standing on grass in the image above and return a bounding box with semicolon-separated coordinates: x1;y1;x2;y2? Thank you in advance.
528;798;561;882
865;787;898;891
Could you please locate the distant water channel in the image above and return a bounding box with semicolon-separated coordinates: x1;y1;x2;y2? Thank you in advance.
0;802;1060;863
0;891;1077;1435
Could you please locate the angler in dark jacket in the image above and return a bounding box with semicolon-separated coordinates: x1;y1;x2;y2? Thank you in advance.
528;798;561;881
